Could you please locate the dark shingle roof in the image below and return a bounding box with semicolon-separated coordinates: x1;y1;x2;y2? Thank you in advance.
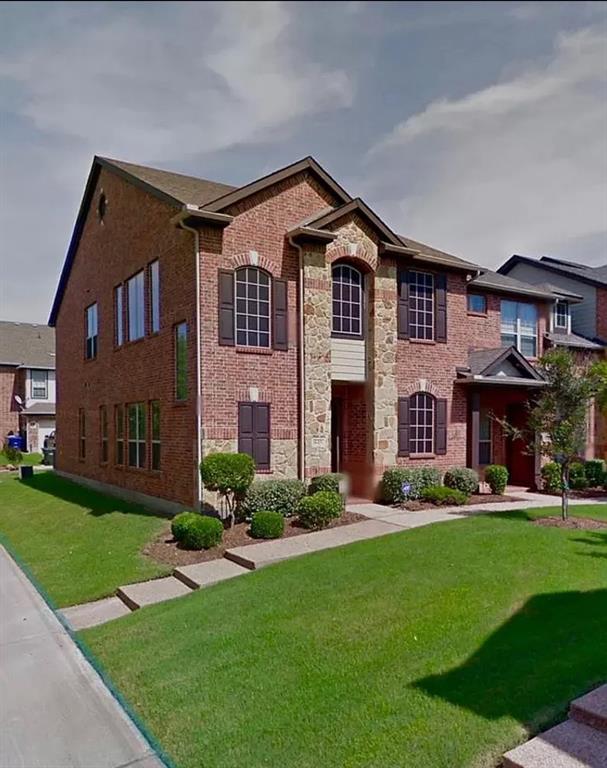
545;331;605;350
467;348;507;375
0;321;55;368
100;158;236;207
499;255;607;288
398;236;480;272
469;270;557;299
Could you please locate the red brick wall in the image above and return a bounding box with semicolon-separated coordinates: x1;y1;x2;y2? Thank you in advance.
55;168;199;506
0;366;21;443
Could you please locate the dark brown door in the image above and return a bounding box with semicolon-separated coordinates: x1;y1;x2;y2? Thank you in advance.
331;397;343;473
505;403;535;487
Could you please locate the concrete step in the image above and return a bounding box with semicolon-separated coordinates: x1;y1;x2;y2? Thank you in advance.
570;685;607;734
173;559;249;590
117;576;192;610
61;596;131;630
503;719;607;768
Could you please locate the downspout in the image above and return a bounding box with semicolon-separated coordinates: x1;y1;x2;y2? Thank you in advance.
178;218;203;510
288;236;306;482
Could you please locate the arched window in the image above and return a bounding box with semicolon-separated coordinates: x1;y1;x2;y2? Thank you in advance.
332;264;363;337
235;267;271;348
410;392;434;454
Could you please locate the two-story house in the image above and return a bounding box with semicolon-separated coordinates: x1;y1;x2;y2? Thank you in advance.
48;156;591;510
498;255;606;458
0;321;56;453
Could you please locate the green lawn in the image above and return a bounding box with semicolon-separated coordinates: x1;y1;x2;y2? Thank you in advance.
0;472;170;606
83;505;607;768
0;451;42;466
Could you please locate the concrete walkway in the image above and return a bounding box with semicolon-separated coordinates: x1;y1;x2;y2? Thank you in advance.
0;545;165;768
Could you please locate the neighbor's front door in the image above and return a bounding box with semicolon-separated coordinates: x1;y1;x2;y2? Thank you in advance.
505;403;535;487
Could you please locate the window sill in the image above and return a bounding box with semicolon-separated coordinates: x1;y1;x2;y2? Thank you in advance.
236;346;273;355
125;336;145;348
409;453;436;460
409;338;436;346
125;465;148;474
467;311;487;318
173;399;189;407
255;468;273;474
331;332;364;341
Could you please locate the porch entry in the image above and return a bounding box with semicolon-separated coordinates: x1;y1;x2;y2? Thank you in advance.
505;403;535;487
330;396;343;473
330;383;370;497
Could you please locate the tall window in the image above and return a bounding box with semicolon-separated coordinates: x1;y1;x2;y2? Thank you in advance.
332;264;363;337
128;402;146;468
127;271;145;341
78;409;86;459
31;370;48;399
85;303;98;359
175;322;188;400
114;284;124;346
409;271;434;340
151;400;160;470
479;409;492;465
554;300;569;330
235;267;271;348
99;405;108;463
410;392;434;454
115;405;124;465
150;260;160;333
501;300;538;357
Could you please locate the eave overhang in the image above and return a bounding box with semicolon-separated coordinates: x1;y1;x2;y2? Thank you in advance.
381;242;481;274
171;206;234;230
456;375;547;388
287;226;338;244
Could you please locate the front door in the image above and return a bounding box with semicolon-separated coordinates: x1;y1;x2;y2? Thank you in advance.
331;397;343;473
505;403;535;487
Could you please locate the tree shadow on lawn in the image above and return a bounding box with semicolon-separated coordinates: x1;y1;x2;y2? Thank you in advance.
413;589;607;737
572;531;607;560
18;472;171;520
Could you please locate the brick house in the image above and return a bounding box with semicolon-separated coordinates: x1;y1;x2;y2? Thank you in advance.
0;321;56;453
48;156;604;511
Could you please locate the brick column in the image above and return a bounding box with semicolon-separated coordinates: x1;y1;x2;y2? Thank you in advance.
302;244;332;477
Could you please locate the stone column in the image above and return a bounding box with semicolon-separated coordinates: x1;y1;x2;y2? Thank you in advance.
302;244;332;478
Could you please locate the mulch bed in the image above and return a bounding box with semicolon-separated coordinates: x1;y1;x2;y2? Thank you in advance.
533;516;607;530
143;510;367;567
399;494;521;512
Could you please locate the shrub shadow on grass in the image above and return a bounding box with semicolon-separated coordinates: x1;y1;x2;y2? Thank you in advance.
18;472;171;520
413;589;607;734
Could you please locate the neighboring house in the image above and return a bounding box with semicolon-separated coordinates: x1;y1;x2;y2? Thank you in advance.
498;255;607;457
0;321;56;453
48;155;600;510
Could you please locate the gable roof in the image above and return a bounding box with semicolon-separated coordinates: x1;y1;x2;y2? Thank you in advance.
498;255;607;288
305;198;401;246
457;346;545;387
397;236;482;273
469;270;557;300
0;321;55;368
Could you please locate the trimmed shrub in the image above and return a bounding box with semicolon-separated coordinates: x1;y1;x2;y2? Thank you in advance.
171;511;199;542
381;466;442;503
250;511;285;539
200;452;255;518
443;467;479;496
297;491;342;530
308;473;347;496
421;486;469;506
243;479;306;518
541;461;561;492
584;459;605;488
569;461;588;490
484;464;509;495
181;515;223;550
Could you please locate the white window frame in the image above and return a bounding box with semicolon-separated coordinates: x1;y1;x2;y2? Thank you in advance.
332;264;363;337
85;303;98;359
500;300;538;357
479;409;492;466
409;271;435;341
127;271;145;342
151;400;161;471
115;284;124;346
150;260;160;334
235;267;271;349
127;402;146;469
31;369;48;399
553;300;570;332
410;392;434;455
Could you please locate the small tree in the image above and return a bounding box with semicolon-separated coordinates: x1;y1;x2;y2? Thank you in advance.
518;349;604;520
200;452;255;525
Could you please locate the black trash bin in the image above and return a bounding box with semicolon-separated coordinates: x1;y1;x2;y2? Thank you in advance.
20;465;34;480
42;448;55;466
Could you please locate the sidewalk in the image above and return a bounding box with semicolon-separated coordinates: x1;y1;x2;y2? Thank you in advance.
0;545;166;768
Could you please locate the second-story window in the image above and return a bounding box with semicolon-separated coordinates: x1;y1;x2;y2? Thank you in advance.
409;271;434;340
85;303;98;359
467;294;487;314
31;370;48;399
175;322;188;400
127;270;145;341
332;264;363;337
235;267;271;348
501;300;538;357
554;300;569;330
150;260;160;334
114;285;124;346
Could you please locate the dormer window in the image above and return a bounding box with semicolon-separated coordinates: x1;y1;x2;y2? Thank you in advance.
554;300;569;331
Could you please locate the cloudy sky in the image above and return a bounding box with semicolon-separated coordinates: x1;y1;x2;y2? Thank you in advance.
1;0;606;323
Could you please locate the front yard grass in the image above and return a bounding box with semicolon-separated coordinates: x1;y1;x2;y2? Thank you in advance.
0;472;170;606
83;505;607;768
0;451;42;466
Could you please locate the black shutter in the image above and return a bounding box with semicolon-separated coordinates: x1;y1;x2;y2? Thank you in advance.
398;397;410;456
218;269;235;346
435;273;447;343
435;398;447;455
238;403;254;458
254;403;271;469
397;270;410;340
272;279;288;351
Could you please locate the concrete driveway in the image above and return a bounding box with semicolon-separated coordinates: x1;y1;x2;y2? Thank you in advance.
0;545;166;768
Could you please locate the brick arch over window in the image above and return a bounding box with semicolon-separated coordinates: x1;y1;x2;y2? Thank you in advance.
228;250;279;275
398;387;448;456
401;379;442;398
327;241;377;272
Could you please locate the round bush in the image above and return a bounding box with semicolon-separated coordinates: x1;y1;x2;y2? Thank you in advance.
200;452;255;496
381;466;442;503
584;459;605;488
250;511;285;539
443;467;479;496
181;515;224;551
297;491;342;530
308;473;347;496
243;479;306;518
484;464;508;495
569;462;588;490
171;511;199;542
541;461;561;492
421;486;468;506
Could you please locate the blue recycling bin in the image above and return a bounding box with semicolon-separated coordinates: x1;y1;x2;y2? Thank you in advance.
7;435;23;450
